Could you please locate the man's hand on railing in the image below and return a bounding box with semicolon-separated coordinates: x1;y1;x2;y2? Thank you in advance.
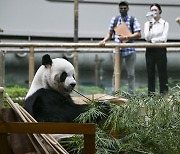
176;17;180;25
99;40;106;47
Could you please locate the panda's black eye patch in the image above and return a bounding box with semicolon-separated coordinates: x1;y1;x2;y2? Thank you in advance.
60;72;67;82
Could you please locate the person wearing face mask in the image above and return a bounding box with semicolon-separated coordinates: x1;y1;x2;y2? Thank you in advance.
99;1;141;94
144;3;169;95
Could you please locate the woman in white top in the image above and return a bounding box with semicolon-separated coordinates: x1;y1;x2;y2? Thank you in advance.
144;3;169;95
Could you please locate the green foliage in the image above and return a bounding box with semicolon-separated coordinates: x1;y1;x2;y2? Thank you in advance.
75;100;109;123
2;84;180;153
4;85;28;97
60;135;84;154
62;85;180;154
3;85;28;107
78;85;108;95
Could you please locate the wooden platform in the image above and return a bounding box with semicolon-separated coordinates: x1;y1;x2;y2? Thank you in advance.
72;93;128;105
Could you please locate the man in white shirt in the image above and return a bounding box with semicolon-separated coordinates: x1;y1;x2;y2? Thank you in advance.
144;3;169;95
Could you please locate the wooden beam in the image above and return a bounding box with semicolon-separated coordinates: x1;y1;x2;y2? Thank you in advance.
0;42;180;48
0;122;95;134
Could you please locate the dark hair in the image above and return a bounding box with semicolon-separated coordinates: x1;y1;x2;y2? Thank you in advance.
150;3;162;14
119;1;129;7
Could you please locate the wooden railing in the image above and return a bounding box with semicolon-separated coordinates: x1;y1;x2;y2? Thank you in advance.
0;121;96;154
0;42;180;93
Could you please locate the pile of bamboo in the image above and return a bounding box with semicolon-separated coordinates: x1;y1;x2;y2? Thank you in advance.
5;93;69;154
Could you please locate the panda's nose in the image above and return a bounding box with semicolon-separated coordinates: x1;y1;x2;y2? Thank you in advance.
70;83;76;88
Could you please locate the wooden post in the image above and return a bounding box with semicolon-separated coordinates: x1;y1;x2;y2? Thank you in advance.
0;87;4;109
0;51;5;87
95;55;99;87
114;47;120;93
0;130;12;154
74;0;78;43
29;46;34;87
84;134;95;154
73;50;79;91
73;0;79;91
0;51;5;109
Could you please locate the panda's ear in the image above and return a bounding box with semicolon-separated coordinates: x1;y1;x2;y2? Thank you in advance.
42;54;52;67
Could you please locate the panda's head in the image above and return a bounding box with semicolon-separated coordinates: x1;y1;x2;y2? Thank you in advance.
26;54;76;98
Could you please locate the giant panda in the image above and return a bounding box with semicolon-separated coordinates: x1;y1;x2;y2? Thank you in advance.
24;54;87;122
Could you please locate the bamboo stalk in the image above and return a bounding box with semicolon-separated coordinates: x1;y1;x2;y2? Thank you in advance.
5;93;50;154
17;105;68;154
17;105;60;154
5;93;68;154
17;105;67;151
4;93;41;153
28;135;42;154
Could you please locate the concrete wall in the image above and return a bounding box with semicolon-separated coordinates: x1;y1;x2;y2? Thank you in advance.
0;0;180;40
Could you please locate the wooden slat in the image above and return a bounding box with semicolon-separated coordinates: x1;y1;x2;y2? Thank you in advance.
0;122;95;134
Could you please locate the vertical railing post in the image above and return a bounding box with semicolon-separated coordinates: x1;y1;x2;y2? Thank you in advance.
95;54;99;87
29;46;34;87
73;50;79;91
0;51;5;87
74;0;79;91
0;51;5;108
114;47;120;93
84;134;95;154
74;0;78;43
0;87;3;109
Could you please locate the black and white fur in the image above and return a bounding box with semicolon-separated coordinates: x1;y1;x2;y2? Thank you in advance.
24;54;87;122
